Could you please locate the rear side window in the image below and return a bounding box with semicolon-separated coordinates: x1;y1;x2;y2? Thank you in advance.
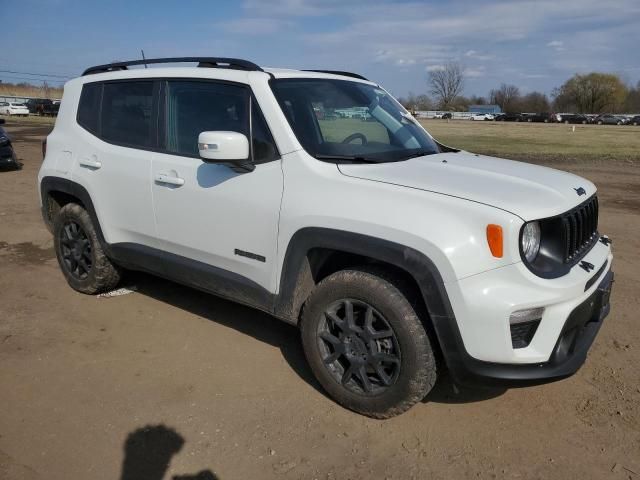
101;82;154;148
77;83;101;134
166;80;249;156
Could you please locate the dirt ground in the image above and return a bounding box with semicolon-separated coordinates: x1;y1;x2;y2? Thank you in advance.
1;123;639;480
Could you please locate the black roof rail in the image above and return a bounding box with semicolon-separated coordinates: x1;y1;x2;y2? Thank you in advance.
82;57;263;76
303;70;369;81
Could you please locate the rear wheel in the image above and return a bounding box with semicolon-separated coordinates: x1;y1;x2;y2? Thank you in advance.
300;268;438;418
53;203;121;294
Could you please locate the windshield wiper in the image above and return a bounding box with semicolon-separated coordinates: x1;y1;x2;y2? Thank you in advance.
400;151;433;160
313;154;380;163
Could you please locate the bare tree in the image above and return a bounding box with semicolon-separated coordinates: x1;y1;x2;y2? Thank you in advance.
428;62;464;109
489;83;521;112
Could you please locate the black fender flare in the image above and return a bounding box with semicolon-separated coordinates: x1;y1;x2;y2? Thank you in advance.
274;227;455;325
39;176;107;245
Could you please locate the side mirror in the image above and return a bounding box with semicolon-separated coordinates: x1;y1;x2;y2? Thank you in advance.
0;119;5;125
198;131;254;173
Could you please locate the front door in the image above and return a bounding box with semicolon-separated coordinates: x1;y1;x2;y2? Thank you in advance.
151;80;283;295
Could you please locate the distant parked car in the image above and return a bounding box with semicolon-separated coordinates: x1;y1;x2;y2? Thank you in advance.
629;115;640;126
558;114;591;124
470;113;494;121
0;119;20;170
521;112;553;123
494;112;522;122
594;114;625;125
25;98;60;116
0;102;29;117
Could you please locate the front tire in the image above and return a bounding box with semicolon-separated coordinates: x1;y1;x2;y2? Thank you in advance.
53;203;121;294
300;268;438;418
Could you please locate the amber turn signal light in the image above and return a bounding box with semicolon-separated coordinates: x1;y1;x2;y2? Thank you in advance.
486;224;503;258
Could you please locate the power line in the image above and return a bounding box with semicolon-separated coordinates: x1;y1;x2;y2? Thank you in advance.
0;75;66;84
0;69;72;79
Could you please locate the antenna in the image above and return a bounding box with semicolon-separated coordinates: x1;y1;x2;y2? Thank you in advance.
141;49;148;68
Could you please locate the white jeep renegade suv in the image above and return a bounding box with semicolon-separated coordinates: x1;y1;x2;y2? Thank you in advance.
38;57;614;418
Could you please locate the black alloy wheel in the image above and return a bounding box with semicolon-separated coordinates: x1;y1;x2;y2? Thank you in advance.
317;299;401;395
58;220;93;280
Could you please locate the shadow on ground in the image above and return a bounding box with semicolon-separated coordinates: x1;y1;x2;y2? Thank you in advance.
120;425;217;480
130;272;506;406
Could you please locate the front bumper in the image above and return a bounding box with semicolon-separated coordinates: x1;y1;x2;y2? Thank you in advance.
439;269;613;387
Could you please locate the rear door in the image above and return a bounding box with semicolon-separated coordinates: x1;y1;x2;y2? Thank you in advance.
150;79;283;293
72;80;160;247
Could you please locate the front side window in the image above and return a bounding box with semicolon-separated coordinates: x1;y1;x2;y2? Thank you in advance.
101;81;154;148
271;79;440;163
166;81;249;156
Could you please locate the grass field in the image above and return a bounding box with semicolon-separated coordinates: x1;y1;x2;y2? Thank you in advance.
0;114;56;126
3;115;639;164
420;119;640;163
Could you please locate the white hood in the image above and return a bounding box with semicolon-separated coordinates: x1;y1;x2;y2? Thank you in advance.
337;151;596;221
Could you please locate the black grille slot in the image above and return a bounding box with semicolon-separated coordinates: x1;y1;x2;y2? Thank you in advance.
511;320;541;349
562;195;599;263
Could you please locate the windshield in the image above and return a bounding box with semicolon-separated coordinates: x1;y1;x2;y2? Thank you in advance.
271;78;440;163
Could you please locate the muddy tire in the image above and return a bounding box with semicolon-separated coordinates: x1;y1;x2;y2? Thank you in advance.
300;267;438;418
53;203;121;294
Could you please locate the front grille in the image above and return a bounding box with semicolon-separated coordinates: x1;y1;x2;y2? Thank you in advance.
562;195;599;263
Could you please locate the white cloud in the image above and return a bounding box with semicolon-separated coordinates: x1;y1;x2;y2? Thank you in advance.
464;67;486;78
220;18;291;35
426;65;445;72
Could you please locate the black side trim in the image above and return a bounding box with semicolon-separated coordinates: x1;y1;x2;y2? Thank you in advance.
234;248;266;263
110;243;274;313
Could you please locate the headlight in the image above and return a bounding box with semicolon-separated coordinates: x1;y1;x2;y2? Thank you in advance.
521;221;541;262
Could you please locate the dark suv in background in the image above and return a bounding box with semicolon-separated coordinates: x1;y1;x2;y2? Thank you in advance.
26;98;60;116
521;112;554;123
495;112;523;122
558;114;591;124
594;114;625;125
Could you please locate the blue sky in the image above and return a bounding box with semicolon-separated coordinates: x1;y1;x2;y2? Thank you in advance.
3;0;639;98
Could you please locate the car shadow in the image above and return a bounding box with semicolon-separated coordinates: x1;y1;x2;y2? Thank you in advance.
129;272;506;407
424;371;506;404
120;424;218;480
129;271;327;398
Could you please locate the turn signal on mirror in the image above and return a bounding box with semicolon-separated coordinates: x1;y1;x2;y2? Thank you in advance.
486;224;503;258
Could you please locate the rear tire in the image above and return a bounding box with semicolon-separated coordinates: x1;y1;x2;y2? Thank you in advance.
300;268;438;418
53;203;121;294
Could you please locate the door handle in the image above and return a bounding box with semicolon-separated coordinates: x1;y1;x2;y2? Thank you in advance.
155;173;185;186
79;158;102;169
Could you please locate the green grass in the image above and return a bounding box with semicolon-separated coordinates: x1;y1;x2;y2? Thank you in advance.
0;115;56;127
419;119;640;163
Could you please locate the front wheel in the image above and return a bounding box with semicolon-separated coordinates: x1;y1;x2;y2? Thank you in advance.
300;268;438;418
53;203;121;294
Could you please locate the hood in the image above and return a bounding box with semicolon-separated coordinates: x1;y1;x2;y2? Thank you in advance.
337;151;595;221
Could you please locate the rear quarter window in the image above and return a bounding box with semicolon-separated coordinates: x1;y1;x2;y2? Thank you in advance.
77;83;102;134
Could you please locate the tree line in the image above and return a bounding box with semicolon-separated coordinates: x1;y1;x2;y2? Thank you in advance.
398;62;640;114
